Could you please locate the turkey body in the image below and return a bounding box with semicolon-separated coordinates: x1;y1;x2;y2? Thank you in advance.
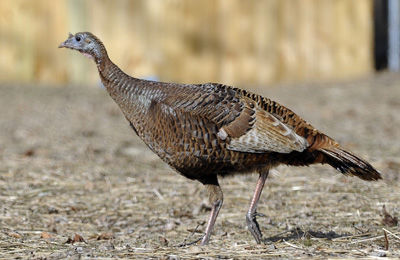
59;32;381;246
103;74;309;184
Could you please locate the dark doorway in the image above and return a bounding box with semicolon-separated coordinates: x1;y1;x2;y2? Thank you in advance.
374;0;388;71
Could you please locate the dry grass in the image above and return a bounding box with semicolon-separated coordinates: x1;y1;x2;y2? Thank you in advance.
1;74;399;259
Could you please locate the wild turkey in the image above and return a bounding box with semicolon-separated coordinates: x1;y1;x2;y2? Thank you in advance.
59;32;381;245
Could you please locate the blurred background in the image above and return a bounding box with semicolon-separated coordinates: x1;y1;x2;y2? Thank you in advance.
0;0;397;87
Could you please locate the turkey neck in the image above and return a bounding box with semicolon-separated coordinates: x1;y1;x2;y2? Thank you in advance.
97;56;141;97
95;54;161;134
97;54;150;106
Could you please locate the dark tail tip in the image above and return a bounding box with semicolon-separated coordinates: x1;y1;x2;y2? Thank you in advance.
320;147;382;181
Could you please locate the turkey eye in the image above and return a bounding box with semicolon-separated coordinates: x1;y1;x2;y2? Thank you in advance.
76;36;81;42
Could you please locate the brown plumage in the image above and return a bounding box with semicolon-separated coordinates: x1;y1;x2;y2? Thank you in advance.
59;32;381;245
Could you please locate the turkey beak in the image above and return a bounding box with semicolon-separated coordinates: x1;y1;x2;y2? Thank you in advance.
58;41;67;48
59;33;74;48
58;38;71;49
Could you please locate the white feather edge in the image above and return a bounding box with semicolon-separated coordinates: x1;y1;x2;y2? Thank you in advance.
218;113;308;154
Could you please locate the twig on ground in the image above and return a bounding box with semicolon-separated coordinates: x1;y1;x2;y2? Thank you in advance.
282;239;304;250
383;228;400;241
349;231;400;245
384;229;389;250
332;233;371;241
152;188;164;200
349;235;385;245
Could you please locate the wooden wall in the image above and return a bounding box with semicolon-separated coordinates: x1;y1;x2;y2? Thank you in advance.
0;0;373;86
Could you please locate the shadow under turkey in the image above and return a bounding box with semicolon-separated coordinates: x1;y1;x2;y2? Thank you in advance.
264;227;349;243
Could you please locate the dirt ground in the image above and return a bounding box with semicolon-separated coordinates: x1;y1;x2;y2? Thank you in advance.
1;73;400;259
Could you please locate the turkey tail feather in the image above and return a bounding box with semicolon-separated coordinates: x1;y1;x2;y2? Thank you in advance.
320;147;381;181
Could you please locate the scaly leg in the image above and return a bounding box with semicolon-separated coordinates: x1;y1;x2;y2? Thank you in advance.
246;170;269;244
176;180;223;247
201;182;223;245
